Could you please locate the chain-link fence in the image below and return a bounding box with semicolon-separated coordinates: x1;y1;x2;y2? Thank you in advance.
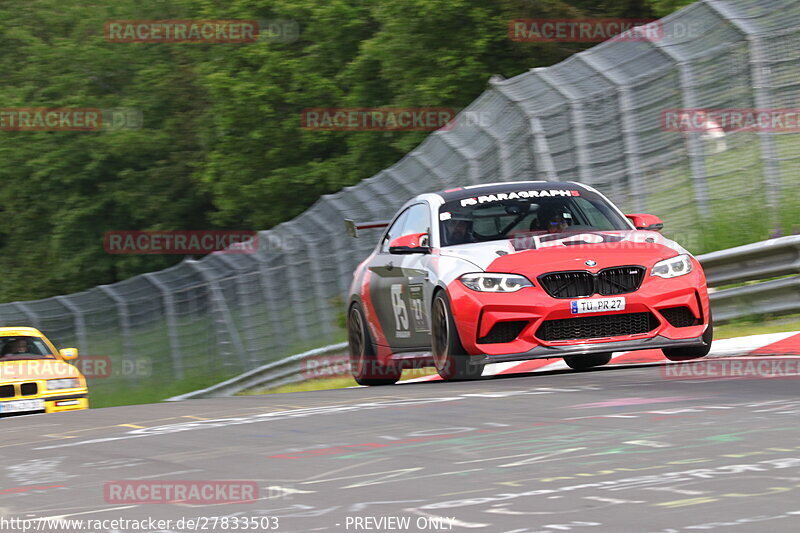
2;0;798;404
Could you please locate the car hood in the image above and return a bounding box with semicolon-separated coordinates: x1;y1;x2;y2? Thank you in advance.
438;230;687;272
0;359;82;381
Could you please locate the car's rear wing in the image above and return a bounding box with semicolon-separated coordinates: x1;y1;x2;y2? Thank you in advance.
344;219;391;238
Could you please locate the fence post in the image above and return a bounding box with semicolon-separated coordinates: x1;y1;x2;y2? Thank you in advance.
644;35;710;217
213;254;262;370
704;0;782;218
98;284;138;386
578;54;647;213
143;273;184;379
252;239;290;353
12;302;39;329
281;223;335;339
55;296;89;354
438;132;483;184
490;80;559;182
186;259;249;372
533;68;592;184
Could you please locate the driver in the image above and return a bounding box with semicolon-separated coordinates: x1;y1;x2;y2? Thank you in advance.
1;339;29;356
546;212;569;234
536;205;570;233
443;217;473;245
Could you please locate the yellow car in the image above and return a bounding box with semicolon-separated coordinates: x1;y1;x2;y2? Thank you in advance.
0;327;88;416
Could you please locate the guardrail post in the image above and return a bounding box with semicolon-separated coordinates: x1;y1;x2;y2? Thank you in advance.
98;284;139;386
55;296;89;354
143;273;184;379
187;259;249;372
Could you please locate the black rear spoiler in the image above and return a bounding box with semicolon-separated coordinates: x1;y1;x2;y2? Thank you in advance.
344;219;391;238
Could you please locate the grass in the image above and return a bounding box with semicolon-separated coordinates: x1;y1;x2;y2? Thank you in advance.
714;314;800;340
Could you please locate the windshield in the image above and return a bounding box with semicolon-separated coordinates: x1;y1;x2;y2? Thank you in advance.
0;336;56;361
438;188;630;246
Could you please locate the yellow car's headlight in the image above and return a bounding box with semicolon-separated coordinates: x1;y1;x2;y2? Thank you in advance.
47;378;81;390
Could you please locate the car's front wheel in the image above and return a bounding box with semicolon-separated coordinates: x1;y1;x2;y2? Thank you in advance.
348;303;402;386
431;291;484;381
663;319;713;361
564;352;612;370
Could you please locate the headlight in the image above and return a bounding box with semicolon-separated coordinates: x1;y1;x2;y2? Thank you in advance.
651;254;693;279
460;273;533;292
47;378;81;390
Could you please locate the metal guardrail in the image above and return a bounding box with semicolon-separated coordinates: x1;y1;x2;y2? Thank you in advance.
165;342;347;401
708;276;800;323
699;236;800;323
171;237;800;399
698;236;800;286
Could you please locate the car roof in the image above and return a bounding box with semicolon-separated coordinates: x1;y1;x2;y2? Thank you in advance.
0;327;45;337
434;181;590;202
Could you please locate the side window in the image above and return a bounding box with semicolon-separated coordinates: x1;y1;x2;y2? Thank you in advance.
380;209;410;253
401;204;431;241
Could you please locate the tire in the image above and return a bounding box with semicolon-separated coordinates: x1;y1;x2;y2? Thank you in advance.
348;303;402;386
564;352;612;371
663;319;713;361
431;291;484;381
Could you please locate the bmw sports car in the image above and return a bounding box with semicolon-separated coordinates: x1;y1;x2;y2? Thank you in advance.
0;327;88;415
346;181;712;385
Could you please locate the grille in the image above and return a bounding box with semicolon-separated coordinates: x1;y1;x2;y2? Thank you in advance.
0;385;14;398
539;267;645;298
478;321;527;344
20;382;38;396
537;312;659;341
660;306;699;328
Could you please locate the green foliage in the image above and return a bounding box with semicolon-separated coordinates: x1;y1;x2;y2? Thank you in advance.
1;0;701;301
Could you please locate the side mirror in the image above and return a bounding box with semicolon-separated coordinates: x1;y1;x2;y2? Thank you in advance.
389;232;430;254
626;214;664;232
59;348;79;360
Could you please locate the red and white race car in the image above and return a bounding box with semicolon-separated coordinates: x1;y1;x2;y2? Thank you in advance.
346;181;712;385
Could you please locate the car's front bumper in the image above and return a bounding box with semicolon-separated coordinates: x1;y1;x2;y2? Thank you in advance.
0;392;88;416
447;262;711;358
45;393;89;413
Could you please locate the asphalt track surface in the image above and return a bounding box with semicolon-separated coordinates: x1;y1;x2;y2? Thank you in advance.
3;357;800;533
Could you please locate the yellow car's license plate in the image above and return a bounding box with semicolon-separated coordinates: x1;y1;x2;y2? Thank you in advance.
0;399;45;413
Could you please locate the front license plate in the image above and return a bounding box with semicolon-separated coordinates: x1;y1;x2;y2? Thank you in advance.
0;399;45;413
570;297;626;314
